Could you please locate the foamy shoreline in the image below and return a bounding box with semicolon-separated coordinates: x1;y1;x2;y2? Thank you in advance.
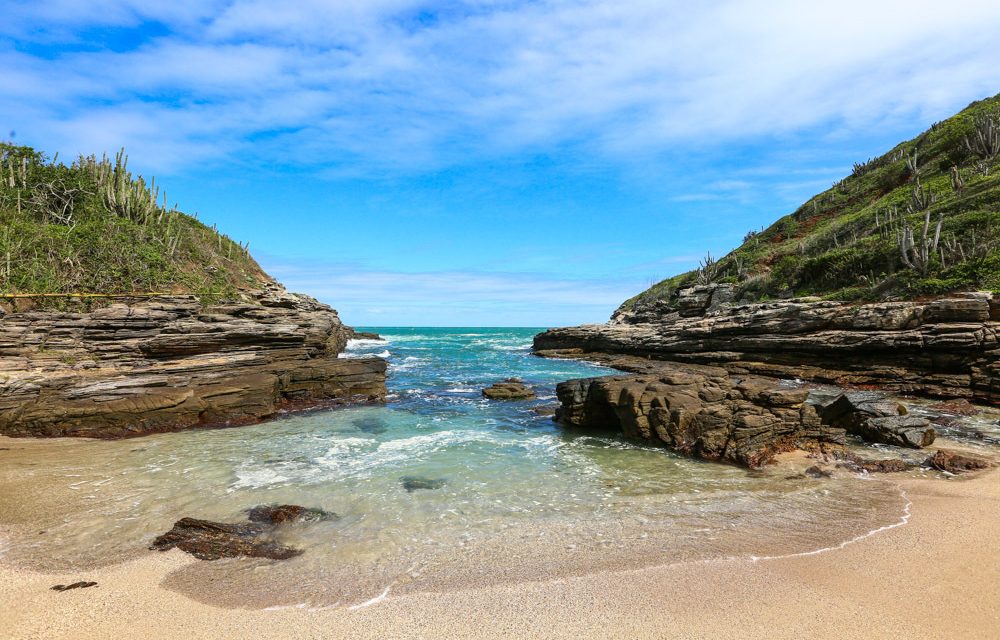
2;466;997;639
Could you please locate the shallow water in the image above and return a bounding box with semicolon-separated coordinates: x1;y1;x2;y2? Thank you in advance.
0;328;917;608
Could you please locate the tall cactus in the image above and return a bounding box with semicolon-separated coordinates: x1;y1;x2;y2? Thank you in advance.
965;112;999;176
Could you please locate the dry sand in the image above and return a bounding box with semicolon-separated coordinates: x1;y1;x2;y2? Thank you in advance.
1;466;997;640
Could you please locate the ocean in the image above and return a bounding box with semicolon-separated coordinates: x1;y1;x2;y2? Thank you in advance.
0;328;914;608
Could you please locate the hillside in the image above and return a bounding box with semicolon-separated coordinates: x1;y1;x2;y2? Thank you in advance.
0;144;269;301
620;93;1000;316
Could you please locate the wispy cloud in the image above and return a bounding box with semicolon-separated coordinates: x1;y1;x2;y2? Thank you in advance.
4;1;999;172
262;256;641;326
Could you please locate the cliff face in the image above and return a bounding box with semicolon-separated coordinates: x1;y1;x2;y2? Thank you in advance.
0;284;386;438
535;288;1000;406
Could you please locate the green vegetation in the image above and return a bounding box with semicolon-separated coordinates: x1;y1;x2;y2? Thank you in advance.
0;144;268;300
623;93;1000;312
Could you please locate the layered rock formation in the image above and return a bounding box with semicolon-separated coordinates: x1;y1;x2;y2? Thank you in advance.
536;288;1000;406
0;284;386;438
555;364;844;467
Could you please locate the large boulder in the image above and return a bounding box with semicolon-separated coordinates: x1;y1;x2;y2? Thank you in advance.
818;392;935;449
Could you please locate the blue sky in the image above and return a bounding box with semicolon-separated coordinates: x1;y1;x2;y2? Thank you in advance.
3;1;999;326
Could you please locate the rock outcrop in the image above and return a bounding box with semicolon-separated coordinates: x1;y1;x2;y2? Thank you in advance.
536;291;1000;406
0;284;386;438
554;364;845;468
482;378;536;400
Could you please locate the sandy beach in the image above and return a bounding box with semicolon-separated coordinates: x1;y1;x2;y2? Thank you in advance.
2;464;997;640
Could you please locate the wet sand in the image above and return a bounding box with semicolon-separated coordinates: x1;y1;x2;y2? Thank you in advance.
2;466;997;639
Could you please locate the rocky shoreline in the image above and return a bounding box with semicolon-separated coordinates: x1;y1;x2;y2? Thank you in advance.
534;288;1000;470
0;284;386;438
535;288;1000;405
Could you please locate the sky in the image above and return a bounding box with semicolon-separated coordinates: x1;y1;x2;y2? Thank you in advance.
2;1;999;326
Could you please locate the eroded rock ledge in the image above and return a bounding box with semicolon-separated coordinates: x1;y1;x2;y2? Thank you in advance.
555;365;844;468
535;290;1000;405
0;284;386;438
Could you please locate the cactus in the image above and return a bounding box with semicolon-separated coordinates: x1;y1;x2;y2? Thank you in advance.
899;209;943;276
950;166;965;194
696;252;719;285
964;112;999;176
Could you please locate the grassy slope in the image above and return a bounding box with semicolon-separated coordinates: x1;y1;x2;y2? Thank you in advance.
0;144;270;301
621;93;1000;314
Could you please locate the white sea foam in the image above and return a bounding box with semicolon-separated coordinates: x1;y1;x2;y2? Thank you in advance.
349;585;391;610
345;338;389;349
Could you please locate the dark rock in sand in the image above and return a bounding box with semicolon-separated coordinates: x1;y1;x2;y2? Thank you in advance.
51;581;97;592
926;449;991;474
246;504;335;524
482;378;536;400
150;517;302;561
401;476;447;492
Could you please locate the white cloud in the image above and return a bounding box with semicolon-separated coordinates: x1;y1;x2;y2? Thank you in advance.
3;1;998;172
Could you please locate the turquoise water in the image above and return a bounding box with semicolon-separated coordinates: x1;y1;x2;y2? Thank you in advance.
0;328;909;608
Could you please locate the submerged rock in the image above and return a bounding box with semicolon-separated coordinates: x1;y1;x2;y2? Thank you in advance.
246;504;335;524
925;449;991;474
482;379;536;400
401;476;447;492
150;516;303;561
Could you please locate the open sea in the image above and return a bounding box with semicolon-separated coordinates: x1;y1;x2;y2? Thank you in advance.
0;328;931;608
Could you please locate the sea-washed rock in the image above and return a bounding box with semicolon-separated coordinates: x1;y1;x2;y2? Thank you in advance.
532;405;559;417
246;504;335;524
818;393;935;449
927;399;981;416
482;378;536;400
553;364;845;468
832;450;915;473
150;517;303;561
925;449;991;474
0;283;387;439
401;476;447;492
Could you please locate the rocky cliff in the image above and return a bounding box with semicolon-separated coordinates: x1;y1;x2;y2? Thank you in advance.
535;288;1000;406
0;284;386;438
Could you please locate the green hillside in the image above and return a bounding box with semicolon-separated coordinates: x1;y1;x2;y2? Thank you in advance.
0;144;269;300
621;93;1000;314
